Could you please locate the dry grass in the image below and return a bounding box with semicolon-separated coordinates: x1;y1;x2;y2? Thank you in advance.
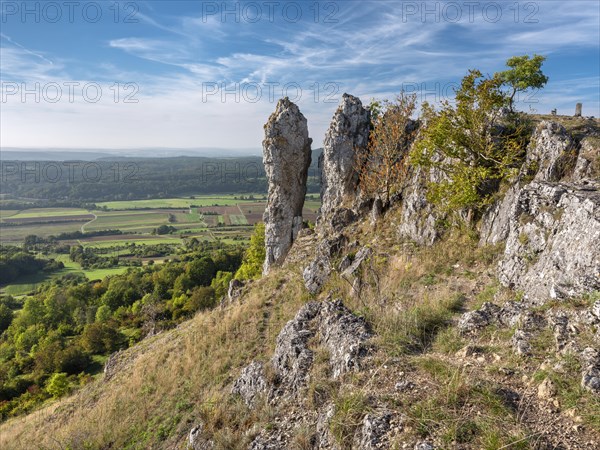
0;270;309;450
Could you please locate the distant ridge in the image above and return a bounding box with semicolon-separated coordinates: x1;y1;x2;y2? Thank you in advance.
0;147;263;161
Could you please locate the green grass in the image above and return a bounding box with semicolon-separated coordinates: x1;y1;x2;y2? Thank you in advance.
228;214;249;225
0;222;85;243
5;208;90;219
96;195;263;210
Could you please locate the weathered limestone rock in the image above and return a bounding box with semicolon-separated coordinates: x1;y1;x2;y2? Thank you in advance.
318;299;373;378
320;93;370;218
498;182;600;304
581;347;600;395
480;121;582;246
227;279;244;303
263;98;312;274
397;164;445;245
458;302;501;335
525;121;576;183
188;422;214;450
231;361;267;407
355;411;393;450
233;300;372;402
572;136;600;182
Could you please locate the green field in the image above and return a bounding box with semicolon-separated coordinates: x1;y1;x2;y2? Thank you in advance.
6;208;91;219
96;195;264;210
0;195;318;246
1;255;130;296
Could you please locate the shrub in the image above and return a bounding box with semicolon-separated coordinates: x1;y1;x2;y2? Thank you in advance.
45;372;70;398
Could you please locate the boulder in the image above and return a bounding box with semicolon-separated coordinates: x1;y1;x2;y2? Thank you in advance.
263;98;312;273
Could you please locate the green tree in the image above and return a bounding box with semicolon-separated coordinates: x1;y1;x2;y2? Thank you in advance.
95;305;112;323
412;69;530;225
45;372;70;398
80;322;123;354
185;257;216;286
235;222;265;280
211;271;233;299
495;54;548;111
0;304;13;333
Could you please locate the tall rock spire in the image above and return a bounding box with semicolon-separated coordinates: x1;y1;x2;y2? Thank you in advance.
262;98;312;274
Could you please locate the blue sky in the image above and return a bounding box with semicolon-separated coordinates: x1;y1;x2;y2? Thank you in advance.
1;0;599;152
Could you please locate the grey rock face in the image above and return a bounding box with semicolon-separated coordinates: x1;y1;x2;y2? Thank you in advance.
188;423;214;450
302;234;346;295
397;165;445;245
525;121;576;182
318;300;373;378
270;302;321;397
573;136;600;181
458;302;501;335
355;411;393;450
321;93;370;218
233;300;372;403
581;347;600;395
498;182;600;303
341;247;372;279
480;120;590;246
227;279;244;304
263;98;312;274
231;361;267;407
303;256;331;295
511;329;532;356
479;183;520;246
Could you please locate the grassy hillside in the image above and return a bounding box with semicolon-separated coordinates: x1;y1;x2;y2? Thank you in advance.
1;205;598;449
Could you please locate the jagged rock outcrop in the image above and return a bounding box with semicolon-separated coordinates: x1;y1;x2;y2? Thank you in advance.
320;93;370;219
480;121;581;246
231;361;268;407
581;347;600;395
354;411;393;449
573;136;600;181
233;300;372;403
498;182;600;303
263;98;312;274
525;121;577;182
397;164;445;245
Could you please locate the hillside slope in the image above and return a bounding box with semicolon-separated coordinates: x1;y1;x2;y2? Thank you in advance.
1;108;599;449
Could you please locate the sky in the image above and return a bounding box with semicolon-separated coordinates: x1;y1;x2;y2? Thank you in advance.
1;0;599;153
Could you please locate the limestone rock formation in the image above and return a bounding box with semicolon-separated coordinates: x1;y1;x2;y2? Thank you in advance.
320;93;370;219
525;121;576;182
231;361;267;407
263;98;312;274
498;182;600;303
480;121;580;246
397;164;445;245
233;300;372;402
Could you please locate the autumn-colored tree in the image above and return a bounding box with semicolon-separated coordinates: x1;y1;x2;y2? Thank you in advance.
358;93;417;206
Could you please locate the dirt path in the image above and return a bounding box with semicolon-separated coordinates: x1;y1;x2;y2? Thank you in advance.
81;213;98;233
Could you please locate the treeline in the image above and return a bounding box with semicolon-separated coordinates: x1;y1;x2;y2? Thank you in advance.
0;247;64;286
1;153;322;202
0;237;251;420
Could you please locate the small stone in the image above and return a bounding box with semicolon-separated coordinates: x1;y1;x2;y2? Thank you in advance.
537;378;557;400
